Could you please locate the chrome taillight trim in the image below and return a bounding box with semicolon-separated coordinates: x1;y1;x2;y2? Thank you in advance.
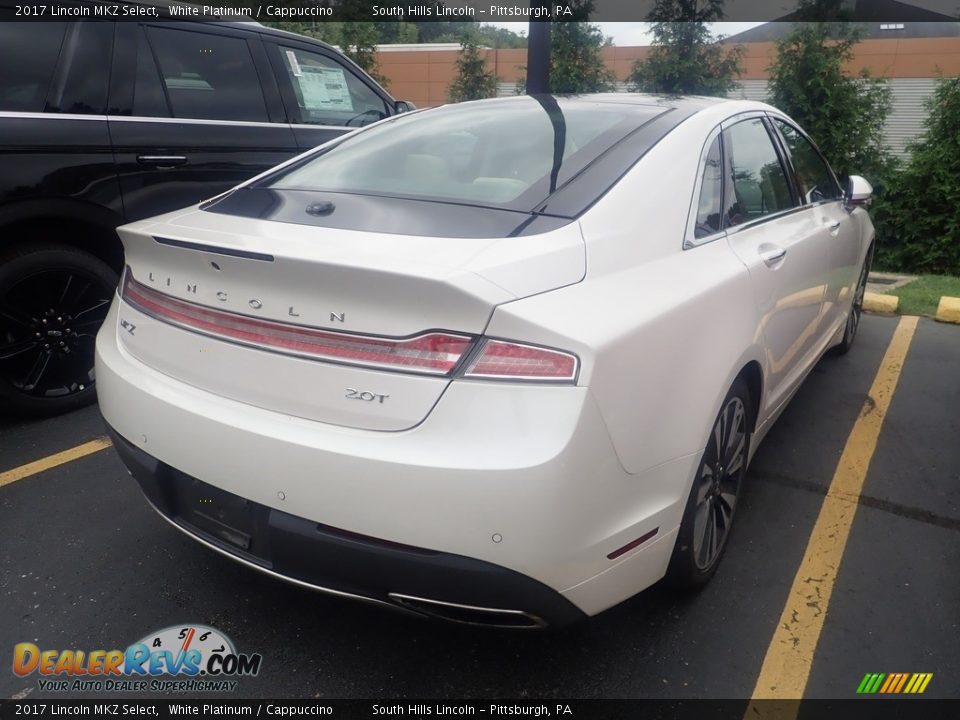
120;269;473;377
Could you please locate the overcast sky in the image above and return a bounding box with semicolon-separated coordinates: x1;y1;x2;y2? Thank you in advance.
483;22;766;45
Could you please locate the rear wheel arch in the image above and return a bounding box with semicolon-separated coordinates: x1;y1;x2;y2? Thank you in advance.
0;200;125;274
735;360;763;436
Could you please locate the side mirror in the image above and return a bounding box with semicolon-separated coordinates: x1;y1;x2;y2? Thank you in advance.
394;100;416;114
845;175;873;209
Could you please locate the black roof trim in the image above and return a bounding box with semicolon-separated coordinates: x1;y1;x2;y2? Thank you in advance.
533;101;705;218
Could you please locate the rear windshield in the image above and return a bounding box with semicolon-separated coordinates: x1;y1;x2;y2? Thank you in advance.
265;97;666;210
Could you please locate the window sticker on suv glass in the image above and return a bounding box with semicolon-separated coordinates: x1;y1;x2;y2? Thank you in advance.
298;66;354;113
285;50;303;76
280;46;386;127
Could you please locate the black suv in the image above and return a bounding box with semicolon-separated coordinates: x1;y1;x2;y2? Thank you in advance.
0;7;408;416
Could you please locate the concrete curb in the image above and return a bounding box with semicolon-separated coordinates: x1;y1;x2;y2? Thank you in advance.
863;292;899;314
935;296;960;324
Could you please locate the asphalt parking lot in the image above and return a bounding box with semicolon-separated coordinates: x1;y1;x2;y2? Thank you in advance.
1;313;957;701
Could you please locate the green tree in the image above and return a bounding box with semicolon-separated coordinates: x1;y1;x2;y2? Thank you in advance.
475;25;528;49
374;21;419;44
549;20;616;93
339;22;387;84
516;2;615;94
871;76;960;275
767;22;893;182
629;0;744;96
448;33;499;102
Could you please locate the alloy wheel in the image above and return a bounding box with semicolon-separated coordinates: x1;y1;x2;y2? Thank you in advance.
692;396;746;570
0;269;112;399
847;258;869;342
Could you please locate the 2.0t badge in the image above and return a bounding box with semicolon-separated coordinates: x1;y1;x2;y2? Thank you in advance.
345;388;389;404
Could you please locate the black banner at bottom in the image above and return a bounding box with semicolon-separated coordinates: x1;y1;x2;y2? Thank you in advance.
1;699;958;720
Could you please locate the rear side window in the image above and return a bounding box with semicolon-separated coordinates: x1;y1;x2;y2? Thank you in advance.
277;46;387;127
146;27;269;122
0;22;66;111
723;119;796;226
694;135;724;239
773;119;842;203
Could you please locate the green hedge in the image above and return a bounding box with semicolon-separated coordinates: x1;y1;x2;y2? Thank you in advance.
870;76;960;276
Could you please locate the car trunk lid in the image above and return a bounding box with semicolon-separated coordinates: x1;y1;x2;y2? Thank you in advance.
113;207;584;430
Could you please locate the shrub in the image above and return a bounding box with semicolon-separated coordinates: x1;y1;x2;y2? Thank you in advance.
871;76;960;275
767;23;894;183
448;33;499;103
629;0;744;96
515;1;616;95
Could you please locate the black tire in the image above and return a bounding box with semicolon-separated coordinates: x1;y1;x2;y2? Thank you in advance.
833;245;874;356
666;377;752;590
0;243;118;417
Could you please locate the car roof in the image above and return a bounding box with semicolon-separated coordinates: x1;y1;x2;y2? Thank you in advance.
448;93;744;119
554;93;734;111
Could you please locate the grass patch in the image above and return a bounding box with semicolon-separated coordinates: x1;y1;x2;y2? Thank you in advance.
884;274;960;316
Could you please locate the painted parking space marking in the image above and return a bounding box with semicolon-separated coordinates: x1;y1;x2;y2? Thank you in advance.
0;437;112;489
746;315;919;710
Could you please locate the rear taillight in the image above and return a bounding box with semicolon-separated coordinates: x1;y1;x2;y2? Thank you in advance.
120;269;579;383
463;339;578;382
120;271;471;376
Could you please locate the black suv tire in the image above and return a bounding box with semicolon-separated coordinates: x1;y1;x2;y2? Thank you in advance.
0;243;118;417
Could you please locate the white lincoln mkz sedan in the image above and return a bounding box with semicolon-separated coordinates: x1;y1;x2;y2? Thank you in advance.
96;95;875;627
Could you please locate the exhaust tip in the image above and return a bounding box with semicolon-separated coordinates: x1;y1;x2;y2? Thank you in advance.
388;593;546;629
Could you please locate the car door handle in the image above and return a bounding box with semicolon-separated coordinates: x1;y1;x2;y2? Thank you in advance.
137;155;187;168
759;245;787;267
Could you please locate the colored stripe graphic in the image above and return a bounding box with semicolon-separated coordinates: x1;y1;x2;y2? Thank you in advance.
893;673;909;693
857;673;932;694
879;674;896;693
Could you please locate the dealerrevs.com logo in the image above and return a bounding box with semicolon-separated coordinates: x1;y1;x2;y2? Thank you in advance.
13;625;262;693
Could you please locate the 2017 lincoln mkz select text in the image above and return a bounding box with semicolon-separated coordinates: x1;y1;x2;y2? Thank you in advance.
96;94;875;627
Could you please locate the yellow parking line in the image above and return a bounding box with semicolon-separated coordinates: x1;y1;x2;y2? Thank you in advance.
747;316;919;712
0;437;113;488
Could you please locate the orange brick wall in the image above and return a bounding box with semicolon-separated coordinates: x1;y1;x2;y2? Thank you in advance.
377;39;960;107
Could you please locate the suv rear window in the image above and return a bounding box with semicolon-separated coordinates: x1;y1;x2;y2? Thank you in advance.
0;22;66;112
266;98;664;209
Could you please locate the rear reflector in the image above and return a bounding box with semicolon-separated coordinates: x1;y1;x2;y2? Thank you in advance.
607;527;659;560
463;339;578;382
120;270;472;375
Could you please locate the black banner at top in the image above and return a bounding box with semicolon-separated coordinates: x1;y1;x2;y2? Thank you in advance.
0;0;958;22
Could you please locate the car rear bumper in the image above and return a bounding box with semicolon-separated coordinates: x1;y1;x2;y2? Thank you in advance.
107;426;582;627
96;299;695;622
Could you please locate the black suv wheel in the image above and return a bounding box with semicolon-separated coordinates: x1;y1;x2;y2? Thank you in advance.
0;243;117;417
